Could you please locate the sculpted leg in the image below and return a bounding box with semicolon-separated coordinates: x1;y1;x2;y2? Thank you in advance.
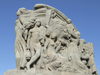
26;49;41;69
20;57;27;69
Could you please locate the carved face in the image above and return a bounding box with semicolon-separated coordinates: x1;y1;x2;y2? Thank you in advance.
39;38;46;46
35;21;41;27
51;33;57;42
75;31;81;38
82;46;89;55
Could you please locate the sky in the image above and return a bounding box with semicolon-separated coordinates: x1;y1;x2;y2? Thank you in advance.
0;0;100;75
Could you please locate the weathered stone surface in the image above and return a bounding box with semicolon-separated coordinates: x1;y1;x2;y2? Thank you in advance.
5;4;98;75
4;70;89;75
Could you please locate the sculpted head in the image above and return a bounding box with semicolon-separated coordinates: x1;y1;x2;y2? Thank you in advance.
82;44;89;54
67;19;72;24
39;38;46;46
50;33;57;42
17;8;27;16
87;42;94;47
51;10;57;18
46;30;50;38
35;21;41;27
75;31;81;38
80;39;86;44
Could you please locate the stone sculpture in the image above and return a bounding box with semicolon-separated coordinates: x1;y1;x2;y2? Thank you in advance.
4;4;98;75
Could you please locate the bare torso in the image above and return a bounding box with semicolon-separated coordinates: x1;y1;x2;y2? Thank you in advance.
29;27;40;43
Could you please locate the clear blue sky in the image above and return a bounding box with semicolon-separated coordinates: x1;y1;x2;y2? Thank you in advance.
0;0;100;75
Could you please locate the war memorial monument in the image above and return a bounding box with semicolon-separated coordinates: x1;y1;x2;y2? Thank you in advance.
4;4;98;75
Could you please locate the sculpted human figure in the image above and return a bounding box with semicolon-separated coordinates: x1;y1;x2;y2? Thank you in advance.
45;33;58;53
55;38;68;58
22;20;36;41
17;8;36;41
40;33;59;69
59;28;71;46
15;8;32;69
78;39;86;56
19;18;38;69
67;37;89;73
51;10;57;19
79;39;90;68
40;33;57;69
40;33;68;71
66;19;80;41
36;37;46;69
86;43;98;75
17;21;41;69
80;45;90;66
15;8;34;70
22;21;42;69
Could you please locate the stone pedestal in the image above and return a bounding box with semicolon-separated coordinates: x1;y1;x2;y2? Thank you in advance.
4;69;88;75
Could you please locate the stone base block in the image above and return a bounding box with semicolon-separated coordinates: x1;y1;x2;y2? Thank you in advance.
4;69;90;75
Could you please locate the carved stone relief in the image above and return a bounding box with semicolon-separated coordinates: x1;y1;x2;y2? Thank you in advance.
4;4;98;75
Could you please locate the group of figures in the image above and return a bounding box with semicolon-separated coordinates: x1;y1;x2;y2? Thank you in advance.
15;4;98;75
